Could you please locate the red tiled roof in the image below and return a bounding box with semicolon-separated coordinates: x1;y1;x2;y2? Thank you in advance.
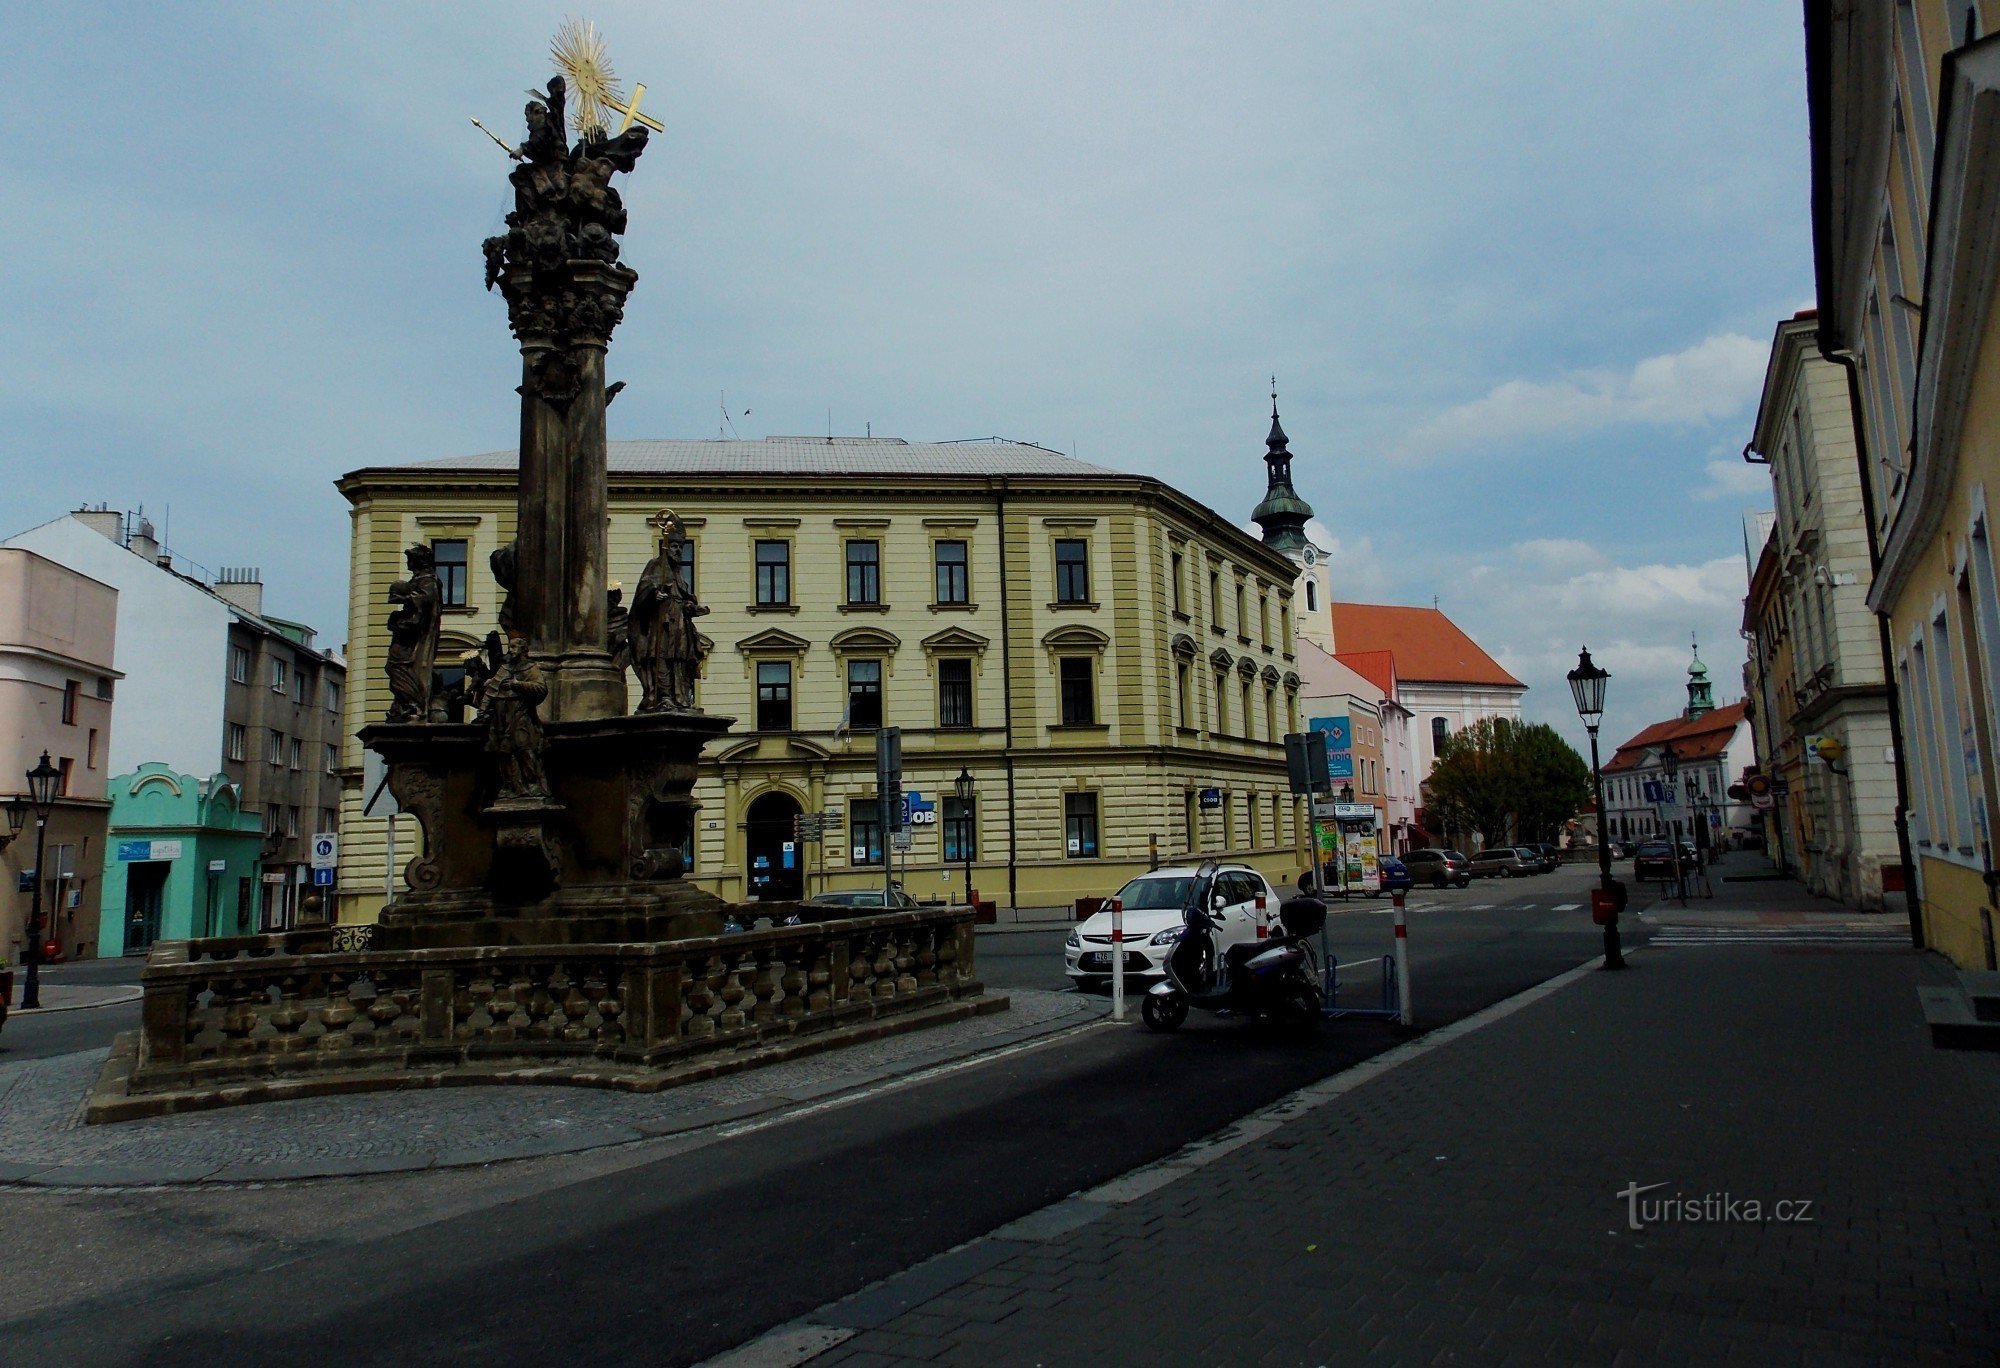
1334;649;1397;698
1602;701;1749;773
1327;603;1524;689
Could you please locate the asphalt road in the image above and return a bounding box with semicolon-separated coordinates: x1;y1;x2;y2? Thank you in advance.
1;865;1628;1366
0;956;144;1064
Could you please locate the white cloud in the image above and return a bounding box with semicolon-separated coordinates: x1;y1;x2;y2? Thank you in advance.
1404;332;1768;457
1697;457;1774;502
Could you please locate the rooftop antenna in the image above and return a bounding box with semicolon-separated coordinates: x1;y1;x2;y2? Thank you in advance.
827;407;833;444
1433;595;1440;610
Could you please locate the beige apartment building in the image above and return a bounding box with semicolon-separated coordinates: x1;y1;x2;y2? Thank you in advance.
334;438;1306;917
0;549;119;960
1808;2;2000;967
1743;310;1900;909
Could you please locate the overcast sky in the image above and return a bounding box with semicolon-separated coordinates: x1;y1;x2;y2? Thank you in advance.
0;2;1805;749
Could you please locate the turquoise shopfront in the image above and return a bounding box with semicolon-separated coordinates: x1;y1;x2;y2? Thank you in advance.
97;765;265;956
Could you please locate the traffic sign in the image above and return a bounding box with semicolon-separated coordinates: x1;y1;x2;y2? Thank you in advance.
312;866;336;887
310;832;339;870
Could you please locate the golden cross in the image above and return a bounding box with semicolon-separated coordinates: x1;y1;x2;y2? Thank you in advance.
609;83;665;134
648;509;680;540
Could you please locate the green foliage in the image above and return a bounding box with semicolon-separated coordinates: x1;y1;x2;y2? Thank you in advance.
1426;717;1592;846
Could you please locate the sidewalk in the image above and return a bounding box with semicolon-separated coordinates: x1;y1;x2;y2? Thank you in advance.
767;884;2000;1363
5;983;142;1016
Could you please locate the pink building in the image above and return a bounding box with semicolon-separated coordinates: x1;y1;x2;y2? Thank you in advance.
0;549;119;962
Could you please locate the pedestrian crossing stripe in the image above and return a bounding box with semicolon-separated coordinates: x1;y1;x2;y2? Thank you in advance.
1553;903;1581;911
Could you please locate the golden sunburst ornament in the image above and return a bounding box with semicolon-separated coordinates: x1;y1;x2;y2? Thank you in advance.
551;17;624;138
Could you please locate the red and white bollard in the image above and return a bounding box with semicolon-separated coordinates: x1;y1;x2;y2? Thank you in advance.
1110;897;1126;1021
1392;889;1413;1026
1255;892;1269;939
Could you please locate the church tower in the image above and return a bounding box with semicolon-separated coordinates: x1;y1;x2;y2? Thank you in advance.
1251;389;1331;654
1684;639;1715;719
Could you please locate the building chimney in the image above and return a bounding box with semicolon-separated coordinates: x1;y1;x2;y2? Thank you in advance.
214;566;264;616
128;517;161;564
72;505;124;544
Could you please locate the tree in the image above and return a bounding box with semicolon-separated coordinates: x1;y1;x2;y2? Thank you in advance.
1426;718;1591;848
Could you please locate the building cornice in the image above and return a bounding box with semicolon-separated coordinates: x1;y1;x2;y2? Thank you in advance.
1805;0;1897;355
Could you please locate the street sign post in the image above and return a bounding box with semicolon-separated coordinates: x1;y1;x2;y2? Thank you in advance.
877;728;903;901
310;833;339;871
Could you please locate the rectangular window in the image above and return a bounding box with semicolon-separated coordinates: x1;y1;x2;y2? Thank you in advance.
1171;550;1185;613
294;670;309;704
96;675;113;700
756;661;793;731
1176;662;1192;728
87;728;99;769
1064;791;1099;858
230;645;249;683
1931;611;1976;851
326;681;343;712
1055;539;1090;604
263;805;279;835
934;540;969;604
1209;570;1222;627
56;756;72;795
851;797;884;867
1241;679;1253;738
61;679;79;725
846;539;882;605
270;658;286;692
1214;672;1229;733
433;539;468;607
846;659;883;730
227;723;247;762
938;658;973;728
268;728;284;767
755;540;791;606
320;808;337;837
1234;582;1247;636
1059;657;1095;725
284;805;300;837
288;738;302;771
676;539;697;595
325;743;338;773
944;795;976;862
1264;686;1277;740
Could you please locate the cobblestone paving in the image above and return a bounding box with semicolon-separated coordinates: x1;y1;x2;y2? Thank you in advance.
0;990;1095;1185
809;949;2000;1365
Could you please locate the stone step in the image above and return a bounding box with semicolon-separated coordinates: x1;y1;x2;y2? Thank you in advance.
1961;969;2000;1022
1918;985;2000;1051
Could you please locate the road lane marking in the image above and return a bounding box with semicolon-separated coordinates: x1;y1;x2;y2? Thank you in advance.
1553;903;1581;911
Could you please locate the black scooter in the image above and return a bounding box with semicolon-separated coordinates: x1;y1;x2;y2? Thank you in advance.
1141;861;1326;1033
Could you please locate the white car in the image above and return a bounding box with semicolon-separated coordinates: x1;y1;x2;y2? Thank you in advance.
1064;865;1281;987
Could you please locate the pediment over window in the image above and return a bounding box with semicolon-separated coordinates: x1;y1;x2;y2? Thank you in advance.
1209;647;1235;671
1282;671;1302;691
1236;657;1260;679
921;626;991;654
735;627;811;655
830;626;902;655
1042;624;1110;653
1170;632;1197;659
1261;665;1281;685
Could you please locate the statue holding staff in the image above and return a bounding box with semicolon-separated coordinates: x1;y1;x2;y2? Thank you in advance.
385;544;442;722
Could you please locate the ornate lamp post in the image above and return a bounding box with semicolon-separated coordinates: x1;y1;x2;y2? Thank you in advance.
2;797;25;853
953;767;975;907
20;752;62;1009
1658;742;1687;906
1567;648;1623;970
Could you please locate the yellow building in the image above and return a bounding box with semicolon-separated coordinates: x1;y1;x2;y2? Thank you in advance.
1808;2;2000;967
334;438;1307;919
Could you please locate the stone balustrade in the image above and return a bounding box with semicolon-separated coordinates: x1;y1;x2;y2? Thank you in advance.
114;906;981;1111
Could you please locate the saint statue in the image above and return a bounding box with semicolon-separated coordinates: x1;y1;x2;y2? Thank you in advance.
474;633;550;801
491;541;518;635
384;544;442;722
607;580;630;676
630;511;708;712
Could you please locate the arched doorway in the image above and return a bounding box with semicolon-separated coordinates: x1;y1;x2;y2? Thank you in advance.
744;790;804;901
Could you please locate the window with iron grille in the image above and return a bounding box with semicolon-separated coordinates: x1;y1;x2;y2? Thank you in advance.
1064;792;1099;858
938;658;973;728
756;661;792;731
1059;657;1094;725
433;539;469;607
846;540;881;605
846;659;883;730
1055;539;1090;603
755;541;790;606
935;540;969;604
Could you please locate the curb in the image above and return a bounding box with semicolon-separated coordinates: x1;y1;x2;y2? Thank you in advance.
7;988;143;1018
702;952;1611;1368
2;993;1107;1190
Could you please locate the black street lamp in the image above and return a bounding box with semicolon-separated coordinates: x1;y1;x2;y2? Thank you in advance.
1658;741;1688;906
953;767;975;908
1567;647;1623;970
20;751;62;1010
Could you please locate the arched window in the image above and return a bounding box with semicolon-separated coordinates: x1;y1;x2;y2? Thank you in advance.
1304;580;1317;612
1432;716;1450;751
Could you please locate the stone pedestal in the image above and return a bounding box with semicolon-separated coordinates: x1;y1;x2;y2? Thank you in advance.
361;710;734;949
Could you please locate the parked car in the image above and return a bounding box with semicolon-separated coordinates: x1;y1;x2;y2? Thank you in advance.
1470;848;1533;878
1402;848;1472;888
1632;841;1678;881
796;887;920;920
1377;855;1414;893
1607;839;1634;859
1528;842;1563;872
1065;864;1280;988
